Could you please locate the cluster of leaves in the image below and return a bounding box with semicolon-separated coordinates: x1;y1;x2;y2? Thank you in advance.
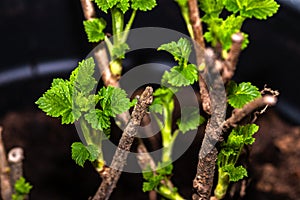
198;0;280;51
151;38;204;137
36;57;134;128
36;58;135;167
217;124;259;182
12;177;32;200
158;38;198;87
84;0;157;42
142;163;174;192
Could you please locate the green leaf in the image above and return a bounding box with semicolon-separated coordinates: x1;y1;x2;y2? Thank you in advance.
223;0;280;20
83;18;107;42
143;174;164;191
73;57;97;95
14;177;32;195
164;64;198;87
177;107;205;134
199;0;224;21
223;0;240;13
158;38;192;66
233;124;259;145
71;142;99;167
36;79;79;124
241;0;280;19
117;0;130;13
94;0;119;13
157;162;173;176
227;81;261;108
223;164;248;182
84;109;111;131
149;99;164;115
131;0;157;11
204;15;245;51
98;86;133;117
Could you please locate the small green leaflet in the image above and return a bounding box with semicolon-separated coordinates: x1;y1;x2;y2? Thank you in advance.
163;64;198;87
223;0;280;20
158;38;192;66
36;78;79;124
199;0;224;21
94;0;119;13
85;109;111;131
131;0;157;11
229;124;259;146
117;0;130;13
177;107;205;134
12;177;32;200
73;58;97;95
203;15;247;51
36;58;97;124
83;18;107;43
142;162;173;192
222;164;248;182
98;86;134;117
227;81;261;108
71;142;99;167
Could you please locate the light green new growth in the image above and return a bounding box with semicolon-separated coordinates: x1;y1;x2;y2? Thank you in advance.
215;124;259;199
143;38;205;199
12;177;32;200
198;0;279;51
83;18;107;43
227;81;261;108
36;58;136;169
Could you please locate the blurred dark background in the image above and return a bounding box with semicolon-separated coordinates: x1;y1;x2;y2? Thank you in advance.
1;0;300;122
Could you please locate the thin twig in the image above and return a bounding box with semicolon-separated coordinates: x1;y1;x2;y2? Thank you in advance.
188;0;205;49
192;49;227;200
8;148;24;189
92;87;153;200
222;33;244;83
0;127;12;200
223;95;277;129
188;0;211;115
80;0;96;20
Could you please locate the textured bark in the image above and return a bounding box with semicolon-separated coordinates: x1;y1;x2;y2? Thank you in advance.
0;127;12;200
92;87;153;200
222;33;244;83
193;49;227;200
188;0;205;49
8;147;24;190
223;95;277;129
80;0;96;20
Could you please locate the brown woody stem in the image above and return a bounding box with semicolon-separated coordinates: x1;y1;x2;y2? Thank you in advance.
80;0;96;20
92;87;153;200
188;0;212;115
8;148;24;190
0;127;12;200
222;33;244;83
193;49;227;200
223;95;277;129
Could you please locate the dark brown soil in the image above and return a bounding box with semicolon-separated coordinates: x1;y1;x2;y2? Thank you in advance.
0;109;299;200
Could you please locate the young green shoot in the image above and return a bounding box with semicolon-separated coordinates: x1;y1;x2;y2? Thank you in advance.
36;58;136;171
